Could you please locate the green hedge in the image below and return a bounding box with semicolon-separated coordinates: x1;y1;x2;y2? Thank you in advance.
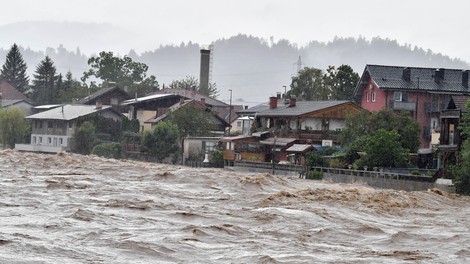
91;142;122;159
306;170;323;180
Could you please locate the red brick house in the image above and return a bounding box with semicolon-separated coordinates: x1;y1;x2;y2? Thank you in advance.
354;65;470;150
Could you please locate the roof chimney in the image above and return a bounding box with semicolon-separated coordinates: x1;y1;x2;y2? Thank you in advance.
269;96;277;109
276;92;281;99
95;100;102;109
402;67;411;82
434;68;445;83
289;97;297;107
463;70;469;88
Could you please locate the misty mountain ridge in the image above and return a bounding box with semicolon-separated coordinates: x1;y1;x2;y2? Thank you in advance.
0;21;468;103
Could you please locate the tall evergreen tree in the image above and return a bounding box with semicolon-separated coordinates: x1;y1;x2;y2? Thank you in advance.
32;56;58;104
0;43;29;92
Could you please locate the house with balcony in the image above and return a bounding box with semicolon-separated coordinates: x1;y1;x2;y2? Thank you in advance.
438;95;470;173
354;65;470;150
15;103;124;153
252;97;362;145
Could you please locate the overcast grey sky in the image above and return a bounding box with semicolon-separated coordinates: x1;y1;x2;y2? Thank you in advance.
1;0;470;61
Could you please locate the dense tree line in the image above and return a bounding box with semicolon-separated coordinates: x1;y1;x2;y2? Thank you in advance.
287;64;359;101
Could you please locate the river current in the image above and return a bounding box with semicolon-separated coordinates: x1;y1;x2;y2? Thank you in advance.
0;149;469;263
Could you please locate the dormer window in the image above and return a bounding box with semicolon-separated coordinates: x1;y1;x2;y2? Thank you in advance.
394;91;402;102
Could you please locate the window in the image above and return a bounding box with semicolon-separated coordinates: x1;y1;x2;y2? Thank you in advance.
59;138;63;145
48;121;53;128
39;121;42;128
202;141;216;152
69;122;73;128
48;137;52;144
39;137;43;143
32;136;36;144
366;92;370;102
372;92;376;102
237;121;242;128
394;91;402;102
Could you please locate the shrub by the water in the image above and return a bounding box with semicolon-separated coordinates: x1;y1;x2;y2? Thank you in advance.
306;170;323;180
91;143;122;159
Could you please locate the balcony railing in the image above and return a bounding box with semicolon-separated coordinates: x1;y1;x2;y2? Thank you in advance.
391;101;416;111
15;144;66;153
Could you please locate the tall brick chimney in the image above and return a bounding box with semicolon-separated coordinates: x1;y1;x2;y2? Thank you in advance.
269;96;277;109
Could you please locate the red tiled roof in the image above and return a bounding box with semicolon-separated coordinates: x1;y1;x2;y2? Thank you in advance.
0;79;27;100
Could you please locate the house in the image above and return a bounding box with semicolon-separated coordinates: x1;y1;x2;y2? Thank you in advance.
0;79;33;115
156;88;243;130
252;97;362;145
143;98;230;133
221;134;266;166
1;99;34;115
121;93;181;131
15;102;124;153
354;65;470;150
77;86;131;106
438;95;470;172
182;136;221;164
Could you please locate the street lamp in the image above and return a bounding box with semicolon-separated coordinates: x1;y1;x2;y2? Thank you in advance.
228;89;232;134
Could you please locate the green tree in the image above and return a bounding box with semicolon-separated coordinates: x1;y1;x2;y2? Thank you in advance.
0;107;29;149
82;51;158;97
70;121;97;155
1;43;29;93
169;76;219;98
57;71;89;103
361;129;409;168
140;121;180;162
167;105;215;137
288;67;328;100
32;56;59;104
341;109;420;153
453;140;470;195
325;64;359;101
169;76;199;90
452;101;470;195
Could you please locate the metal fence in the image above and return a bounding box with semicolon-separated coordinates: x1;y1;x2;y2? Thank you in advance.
309;166;435;182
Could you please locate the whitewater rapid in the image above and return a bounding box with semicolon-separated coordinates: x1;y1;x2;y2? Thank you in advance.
0;149;469;263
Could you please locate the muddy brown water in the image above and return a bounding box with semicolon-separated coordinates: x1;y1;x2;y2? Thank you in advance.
0;149;469;263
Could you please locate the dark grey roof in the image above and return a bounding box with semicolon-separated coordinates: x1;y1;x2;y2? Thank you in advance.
156;88;228;107
354;65;470;101
237;99;285;115
77;86;129;104
256;101;353;117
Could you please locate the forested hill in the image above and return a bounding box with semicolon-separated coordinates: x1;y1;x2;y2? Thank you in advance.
0;34;468;103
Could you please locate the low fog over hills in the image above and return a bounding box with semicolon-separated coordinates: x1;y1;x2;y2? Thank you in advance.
0;22;468;103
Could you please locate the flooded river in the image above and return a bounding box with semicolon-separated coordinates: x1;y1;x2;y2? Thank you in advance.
0;149;469;263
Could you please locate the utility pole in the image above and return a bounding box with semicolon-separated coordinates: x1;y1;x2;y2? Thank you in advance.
228;89;232;134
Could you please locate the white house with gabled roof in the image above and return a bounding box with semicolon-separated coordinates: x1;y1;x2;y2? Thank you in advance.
15;102;124;153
